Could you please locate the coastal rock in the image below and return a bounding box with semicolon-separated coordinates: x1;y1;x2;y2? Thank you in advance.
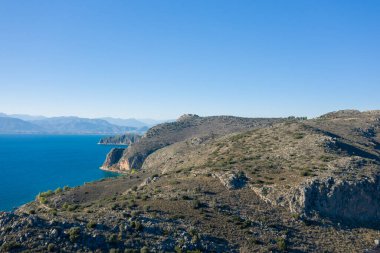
98;133;141;145
101;148;126;170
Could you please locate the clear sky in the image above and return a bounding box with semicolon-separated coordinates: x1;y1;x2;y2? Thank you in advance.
0;1;379;119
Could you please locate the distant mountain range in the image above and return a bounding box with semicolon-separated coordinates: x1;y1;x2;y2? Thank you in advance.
99;117;170;128
0;113;171;134
0;117;44;134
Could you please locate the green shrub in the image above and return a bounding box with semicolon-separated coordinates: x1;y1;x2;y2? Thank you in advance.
39;190;54;197
191;235;199;243
107;234;118;244
0;242;22;251
124;249;138;253
143;205;150;212
68;227;81;242
62;202;69;209
191;200;201;209
48;209;57;216
135;221;143;231
63;185;70;191
291;213;300;220
54;187;63;194
174;246;182;253
276;237;287;251
293;132;305;139
38;196;47;204
67;204;78;211
140;247;149;253
48;243;56;252
182;195;191;200
301;170;311;177
87;220;97;229
131;221;143;231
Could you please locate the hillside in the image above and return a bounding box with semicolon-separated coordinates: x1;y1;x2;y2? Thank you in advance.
102;114;282;171
1;111;380;252
98;133;142;145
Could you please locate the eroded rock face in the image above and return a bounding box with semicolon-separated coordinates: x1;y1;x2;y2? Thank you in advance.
98;133;141;145
253;175;380;226
214;171;248;190
101;148;126;170
289;175;380;225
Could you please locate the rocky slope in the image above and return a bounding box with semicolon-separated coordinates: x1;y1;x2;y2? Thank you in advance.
1;110;380;252
101;114;282;171
139;113;380;226
98;133;142;145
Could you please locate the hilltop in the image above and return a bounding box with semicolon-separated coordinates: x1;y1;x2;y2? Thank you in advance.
1;110;380;252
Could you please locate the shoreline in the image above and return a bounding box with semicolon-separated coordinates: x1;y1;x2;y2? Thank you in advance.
99;166;126;174
1;170;121;213
97;142;128;146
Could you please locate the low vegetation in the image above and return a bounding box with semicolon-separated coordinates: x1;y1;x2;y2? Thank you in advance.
1;111;380;252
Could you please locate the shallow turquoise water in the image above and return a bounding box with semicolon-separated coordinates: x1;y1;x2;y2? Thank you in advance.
0;135;120;211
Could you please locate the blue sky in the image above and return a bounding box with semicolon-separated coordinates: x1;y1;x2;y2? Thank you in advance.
0;1;379;119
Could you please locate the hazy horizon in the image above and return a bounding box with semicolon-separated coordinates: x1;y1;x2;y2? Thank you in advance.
1;108;377;121
1;1;379;119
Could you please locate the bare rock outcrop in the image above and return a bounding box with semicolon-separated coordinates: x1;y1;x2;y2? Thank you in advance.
252;174;380;227
98;133;141;145
101;148;126;171
213;171;248;190
289;175;380;225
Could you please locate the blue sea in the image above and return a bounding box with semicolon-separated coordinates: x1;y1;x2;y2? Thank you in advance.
0;135;121;211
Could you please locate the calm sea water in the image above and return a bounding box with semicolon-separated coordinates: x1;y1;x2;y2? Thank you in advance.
0;135;121;211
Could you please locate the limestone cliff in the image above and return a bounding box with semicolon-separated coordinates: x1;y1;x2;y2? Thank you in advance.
101;148;126;171
289;175;380;225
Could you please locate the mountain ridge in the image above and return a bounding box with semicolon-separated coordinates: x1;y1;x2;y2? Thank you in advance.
0;116;142;134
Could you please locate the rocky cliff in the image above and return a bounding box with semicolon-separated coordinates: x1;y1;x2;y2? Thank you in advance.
288;175;380;226
101;148;126;171
98;133;142;145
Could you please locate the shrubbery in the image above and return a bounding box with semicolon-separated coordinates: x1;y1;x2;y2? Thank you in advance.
67;227;81;242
